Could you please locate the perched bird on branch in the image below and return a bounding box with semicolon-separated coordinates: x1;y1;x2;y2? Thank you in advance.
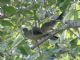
22;11;64;40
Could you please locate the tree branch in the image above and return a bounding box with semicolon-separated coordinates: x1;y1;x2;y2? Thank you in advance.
31;20;80;49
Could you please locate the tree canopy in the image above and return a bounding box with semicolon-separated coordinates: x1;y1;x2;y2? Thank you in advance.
0;0;80;60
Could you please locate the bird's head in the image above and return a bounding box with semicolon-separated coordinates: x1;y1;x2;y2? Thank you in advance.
21;25;30;37
22;28;28;32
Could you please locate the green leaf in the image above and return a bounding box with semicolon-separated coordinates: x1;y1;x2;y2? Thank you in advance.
0;30;7;36
0;20;13;26
0;0;10;3
57;0;71;11
70;38;77;48
2;5;16;15
26;10;33;15
77;39;80;46
18;43;31;55
36;55;44;60
33;3;40;10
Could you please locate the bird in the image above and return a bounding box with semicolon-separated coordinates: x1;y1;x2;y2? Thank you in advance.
22;26;58;41
41;20;57;33
41;11;65;33
22;27;44;40
22;11;64;40
56;11;65;20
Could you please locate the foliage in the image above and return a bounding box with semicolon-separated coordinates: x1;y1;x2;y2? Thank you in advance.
0;0;80;60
